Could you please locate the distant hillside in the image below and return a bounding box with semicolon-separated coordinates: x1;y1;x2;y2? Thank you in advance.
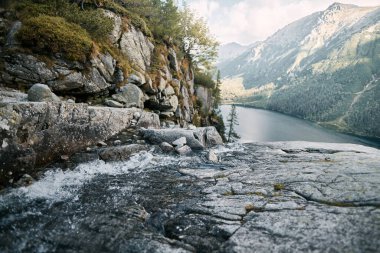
217;42;250;64
219;3;380;138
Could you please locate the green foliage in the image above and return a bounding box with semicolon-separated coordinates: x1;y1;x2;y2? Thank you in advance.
14;0;113;41
213;70;222;108
194;71;215;89
17;15;93;62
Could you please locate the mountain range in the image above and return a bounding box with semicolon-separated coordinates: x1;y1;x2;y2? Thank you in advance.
218;2;380;138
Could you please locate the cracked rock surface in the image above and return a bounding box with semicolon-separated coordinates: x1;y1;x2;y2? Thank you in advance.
0;142;379;252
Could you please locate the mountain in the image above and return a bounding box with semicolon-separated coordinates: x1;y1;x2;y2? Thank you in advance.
217;42;250;64
219;3;380;138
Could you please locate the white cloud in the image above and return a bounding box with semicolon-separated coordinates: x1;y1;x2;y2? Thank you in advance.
186;0;380;44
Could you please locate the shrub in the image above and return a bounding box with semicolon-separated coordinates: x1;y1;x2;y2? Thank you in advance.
17;15;93;62
194;71;215;89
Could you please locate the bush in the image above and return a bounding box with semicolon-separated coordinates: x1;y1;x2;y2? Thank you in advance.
194;71;215;89
18;15;93;62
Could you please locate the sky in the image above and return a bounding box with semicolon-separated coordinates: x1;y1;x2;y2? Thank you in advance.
184;0;380;45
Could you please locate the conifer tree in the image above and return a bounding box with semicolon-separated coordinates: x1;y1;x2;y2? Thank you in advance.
226;104;240;142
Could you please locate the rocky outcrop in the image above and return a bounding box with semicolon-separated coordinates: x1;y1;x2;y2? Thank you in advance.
0;101;160;187
0;9;200;126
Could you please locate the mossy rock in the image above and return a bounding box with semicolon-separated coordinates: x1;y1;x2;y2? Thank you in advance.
17;15;93;62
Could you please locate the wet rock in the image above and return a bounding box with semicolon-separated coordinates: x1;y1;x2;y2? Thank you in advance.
28;84;60;102
0;103;146;187
99;144;149;161
160;142;174;153
172;137;186;148
175;145;192;156
105;99;124;108
13;174;34;187
112;83;145;108
208;150;218;162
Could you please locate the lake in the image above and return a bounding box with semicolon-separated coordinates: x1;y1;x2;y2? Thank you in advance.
220;105;380;147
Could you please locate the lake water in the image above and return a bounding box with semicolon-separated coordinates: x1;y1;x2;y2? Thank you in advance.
220;105;380;148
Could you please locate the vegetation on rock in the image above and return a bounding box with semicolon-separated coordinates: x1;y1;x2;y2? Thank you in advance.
17;15;93;62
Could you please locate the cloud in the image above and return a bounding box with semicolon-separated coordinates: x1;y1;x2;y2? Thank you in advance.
186;0;380;44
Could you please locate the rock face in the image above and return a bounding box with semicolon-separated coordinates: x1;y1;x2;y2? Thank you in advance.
141;127;223;149
0;102;160;187
219;3;380;138
0;142;378;252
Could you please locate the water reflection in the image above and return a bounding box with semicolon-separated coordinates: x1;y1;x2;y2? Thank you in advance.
221;105;380;147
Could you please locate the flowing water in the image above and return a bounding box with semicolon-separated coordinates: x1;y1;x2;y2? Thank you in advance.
221;105;380;147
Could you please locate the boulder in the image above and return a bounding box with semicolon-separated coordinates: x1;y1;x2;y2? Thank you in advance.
91;53;116;83
207;150;218;162
28;84;60;102
99;144;149;161
112;83;145;108
136;112;160;129
175;145;192;156
159;142;174;153
160;96;179;112
172;137;186;147
141;127;223;149
141;77;158;95
0;102;156;187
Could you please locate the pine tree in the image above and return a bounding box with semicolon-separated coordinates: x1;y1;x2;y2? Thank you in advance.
226;104;240;142
213;70;222;109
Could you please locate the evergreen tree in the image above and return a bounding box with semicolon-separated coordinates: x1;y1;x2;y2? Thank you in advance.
226;104;240;142
213;70;222;109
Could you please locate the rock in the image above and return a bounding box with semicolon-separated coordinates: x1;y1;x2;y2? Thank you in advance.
112;83;145;108
187;124;196;130
67;99;75;103
91;53;116;83
97;141;108;147
136;112;160;129
3;53;58;84
102;10;122;45
157;77;167;92
168;48;179;72
133;112;141;120
99;144;149;161
141;77;158;95
113;140;122;145
163;86;175;96
119;25;154;71
105;99;124;108
0;103;148;187
60;155;70;161
28;84;60;102
160;96;179;112
160;111;174;118
160;142;174;153
13;174;34;187
128;74;144;86
194;127;224;147
141;128;203;149
0;88;27;102
175;145;192;156
113;67;124;84
207;150;218;162
172;137;186;148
